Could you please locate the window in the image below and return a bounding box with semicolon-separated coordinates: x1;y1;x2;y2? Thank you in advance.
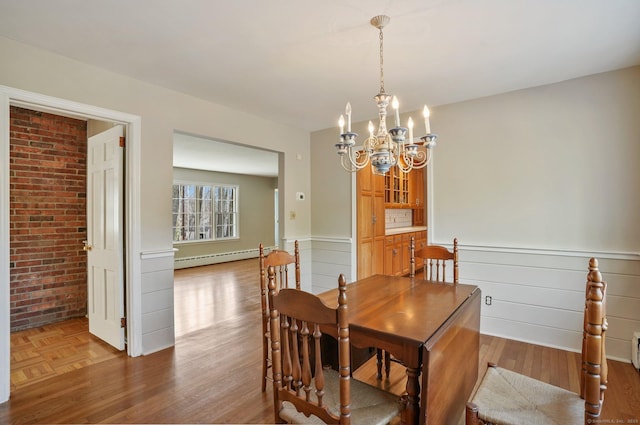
214;185;236;239
172;183;238;242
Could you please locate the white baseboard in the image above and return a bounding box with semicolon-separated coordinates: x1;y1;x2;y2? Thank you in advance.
174;246;276;269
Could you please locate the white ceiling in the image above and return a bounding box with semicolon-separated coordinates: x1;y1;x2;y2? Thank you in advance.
2;0;639;175
173;133;279;177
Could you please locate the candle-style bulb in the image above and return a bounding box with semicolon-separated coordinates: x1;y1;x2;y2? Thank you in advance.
368;120;374;137
423;105;431;134
339;114;345;134
392;96;400;127
345;102;352;132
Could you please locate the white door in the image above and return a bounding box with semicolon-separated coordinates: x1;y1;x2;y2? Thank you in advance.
86;125;125;350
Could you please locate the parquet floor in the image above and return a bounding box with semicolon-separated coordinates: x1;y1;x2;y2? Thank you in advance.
2;258;639;424
10;317;122;391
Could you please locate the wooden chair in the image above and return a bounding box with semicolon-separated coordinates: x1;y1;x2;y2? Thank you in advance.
409;237;459;283
377;237;459;379
466;257;608;425
260;241;301;392
268;267;402;424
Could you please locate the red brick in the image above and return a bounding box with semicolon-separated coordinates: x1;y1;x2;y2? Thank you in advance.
9;106;88;331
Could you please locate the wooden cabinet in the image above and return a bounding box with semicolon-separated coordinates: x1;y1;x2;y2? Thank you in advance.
410;169;425;225
384;235;403;276
410;169;424;207
401;233;411;276
384;168;409;205
356;166;385;280
384;231;425;276
413;208;424;226
384;168;424;209
415;231;427;251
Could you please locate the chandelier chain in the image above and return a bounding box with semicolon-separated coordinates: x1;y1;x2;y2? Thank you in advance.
379;27;385;94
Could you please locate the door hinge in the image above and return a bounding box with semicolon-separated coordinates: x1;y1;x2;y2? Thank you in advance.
119;136;125;148
120;317;126;328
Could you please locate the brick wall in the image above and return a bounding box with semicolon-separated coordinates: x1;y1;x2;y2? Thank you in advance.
9;106;88;332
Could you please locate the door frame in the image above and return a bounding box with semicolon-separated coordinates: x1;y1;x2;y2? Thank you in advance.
0;85;143;403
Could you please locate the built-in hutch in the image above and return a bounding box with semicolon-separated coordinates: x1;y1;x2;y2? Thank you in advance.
357;166;427;279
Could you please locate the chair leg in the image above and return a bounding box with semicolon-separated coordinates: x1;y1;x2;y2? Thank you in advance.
262;340;267;392
376;349;392;379
262;332;269;392
384;351;391;377
376;348;382;379
465;402;480;425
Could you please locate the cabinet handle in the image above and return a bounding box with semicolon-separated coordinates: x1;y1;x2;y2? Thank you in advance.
372;215;377;224
393;249;398;255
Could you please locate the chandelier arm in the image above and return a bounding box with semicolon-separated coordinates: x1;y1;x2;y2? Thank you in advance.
406;149;432;170
340;155;356;172
363;135;378;153
397;150;412;173
340;154;360;172
342;147;370;172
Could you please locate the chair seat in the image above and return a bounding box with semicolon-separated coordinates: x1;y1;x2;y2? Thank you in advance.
470;366;584;425
280;369;402;425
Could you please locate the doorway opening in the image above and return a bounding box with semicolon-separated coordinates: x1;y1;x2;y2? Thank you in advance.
1;86;143;403
7;107;125;390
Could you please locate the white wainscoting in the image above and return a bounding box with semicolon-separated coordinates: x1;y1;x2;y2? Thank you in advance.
140;249;176;355
310;237;354;294
281;238;313;293
455;244;640;362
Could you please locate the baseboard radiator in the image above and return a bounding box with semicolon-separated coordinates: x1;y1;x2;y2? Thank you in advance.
174;246;275;269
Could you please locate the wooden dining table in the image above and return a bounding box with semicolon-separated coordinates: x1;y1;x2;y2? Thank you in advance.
318;274;481;425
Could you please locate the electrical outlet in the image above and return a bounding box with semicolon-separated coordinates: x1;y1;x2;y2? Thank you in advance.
485;295;492;306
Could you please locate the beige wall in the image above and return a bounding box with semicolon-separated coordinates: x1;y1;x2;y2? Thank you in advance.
431;66;640;252
172;167;277;259
428;67;640;361
0;36;311;250
311;66;640;254
310;125;355;238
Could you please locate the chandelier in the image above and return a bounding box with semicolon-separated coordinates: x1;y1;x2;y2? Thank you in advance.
335;15;437;175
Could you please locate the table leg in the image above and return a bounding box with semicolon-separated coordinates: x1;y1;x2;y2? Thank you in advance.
403;366;420;425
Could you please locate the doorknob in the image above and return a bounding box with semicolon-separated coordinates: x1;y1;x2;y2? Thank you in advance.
82;240;93;251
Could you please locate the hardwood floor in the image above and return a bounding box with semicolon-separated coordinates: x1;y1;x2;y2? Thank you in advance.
2;258;639;424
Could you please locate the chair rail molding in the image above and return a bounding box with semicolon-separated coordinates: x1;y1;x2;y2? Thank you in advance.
440;241;640;261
